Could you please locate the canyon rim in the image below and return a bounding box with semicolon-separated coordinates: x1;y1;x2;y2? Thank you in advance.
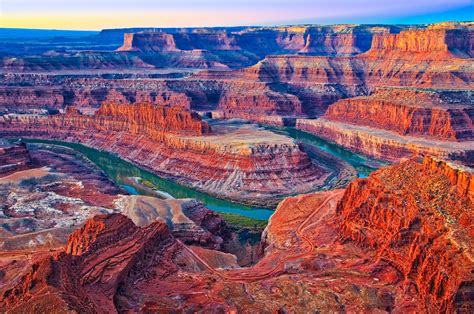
0;1;473;313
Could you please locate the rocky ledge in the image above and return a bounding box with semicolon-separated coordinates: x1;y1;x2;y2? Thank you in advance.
0;104;334;206
0;141;32;177
336;156;473;312
296;117;474;165
324;89;474;141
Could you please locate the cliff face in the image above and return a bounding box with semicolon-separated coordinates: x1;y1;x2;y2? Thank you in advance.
2;214;182;312
235;55;366;85
2;24;472;120
117;25;393;58
193;25;473;120
94;102;210;135
296;118;474;165
325;89;474;141
118;32;179;52
0;104;332;206
365;28;474;58
3;24;401;72
231;48;473;90
8;102;210;136
336;157;473;312
0;142;32;177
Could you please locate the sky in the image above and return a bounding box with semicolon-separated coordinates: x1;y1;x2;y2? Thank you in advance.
1;0;473;30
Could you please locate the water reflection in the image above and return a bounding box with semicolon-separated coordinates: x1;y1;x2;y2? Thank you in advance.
263;126;386;178
23;139;275;220
23;128;385;221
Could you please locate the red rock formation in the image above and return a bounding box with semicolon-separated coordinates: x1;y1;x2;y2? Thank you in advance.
421;157;474;203
117;25;393;58
336;157;474;312
1;214;181;312
118;32;179;52
296;118;474;165
9;102;210;136
94;102;210;135
193;26;473;118
0;104;331;206
365;28;474;59
325;89;474;141
0;141;32;177
2;23;472;120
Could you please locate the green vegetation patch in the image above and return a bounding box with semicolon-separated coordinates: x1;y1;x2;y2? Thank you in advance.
219;213;267;230
139;178;157;189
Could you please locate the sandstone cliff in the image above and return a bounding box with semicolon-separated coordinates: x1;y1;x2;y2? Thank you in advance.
118;32;179;52
325;89;474;141
1;214;182;312
0;105;332;206
192;25;473;120
336;157;473;312
296;118;474;165
94;102;210;135
2;23;472;120
365;28;474;59
117;25;395;58
0;141;32;177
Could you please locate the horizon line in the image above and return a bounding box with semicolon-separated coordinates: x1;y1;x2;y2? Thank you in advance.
2;19;473;32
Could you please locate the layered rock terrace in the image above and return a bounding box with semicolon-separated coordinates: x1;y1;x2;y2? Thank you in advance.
0;104;332;206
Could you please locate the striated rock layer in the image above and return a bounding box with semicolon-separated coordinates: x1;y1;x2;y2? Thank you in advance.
324;89;474;141
0;104;331;207
2;156;473;312
91;102;210;135
296;88;474;165
2;214;184;313
1;24;472;124
336;156;474;312
365;28;474;59
0;141;32;177
296;117;474;165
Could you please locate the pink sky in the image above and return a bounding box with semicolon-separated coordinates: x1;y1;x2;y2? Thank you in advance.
1;0;472;30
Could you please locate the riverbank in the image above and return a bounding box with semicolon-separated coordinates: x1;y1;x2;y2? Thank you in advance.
21;139;275;220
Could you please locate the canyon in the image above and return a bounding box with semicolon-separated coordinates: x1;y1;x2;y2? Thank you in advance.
1;155;472;312
296;87;474;165
0;103;346;207
0;141;32;177
0;20;473;312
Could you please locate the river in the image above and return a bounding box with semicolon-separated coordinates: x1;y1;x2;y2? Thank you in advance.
263;126;386;178
22;128;383;221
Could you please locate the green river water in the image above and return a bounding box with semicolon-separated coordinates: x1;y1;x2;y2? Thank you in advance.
22;127;384;221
